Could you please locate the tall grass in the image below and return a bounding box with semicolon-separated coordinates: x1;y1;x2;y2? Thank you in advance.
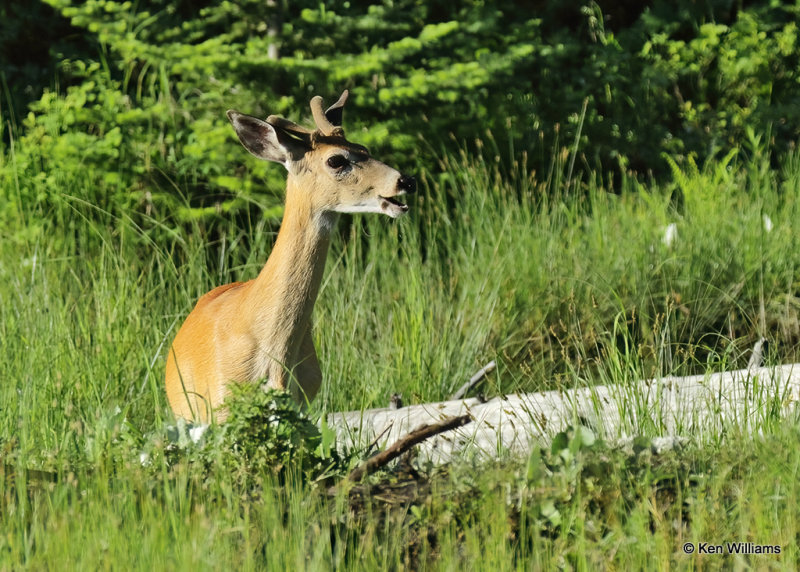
316;145;800;412
2;130;800;568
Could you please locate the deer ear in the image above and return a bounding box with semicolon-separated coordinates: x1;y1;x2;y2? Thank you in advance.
227;110;295;166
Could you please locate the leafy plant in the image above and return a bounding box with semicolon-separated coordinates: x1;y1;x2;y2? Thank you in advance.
213;384;340;480
154;385;342;487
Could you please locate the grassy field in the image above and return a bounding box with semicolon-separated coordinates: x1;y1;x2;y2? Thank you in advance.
2;133;800;569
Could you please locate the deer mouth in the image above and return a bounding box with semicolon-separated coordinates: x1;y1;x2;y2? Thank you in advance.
380;195;409;217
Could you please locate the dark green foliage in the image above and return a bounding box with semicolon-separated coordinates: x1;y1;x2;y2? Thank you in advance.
0;2;92;128
2;0;799;237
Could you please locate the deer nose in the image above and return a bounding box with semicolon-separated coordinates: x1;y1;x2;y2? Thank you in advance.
398;174;417;194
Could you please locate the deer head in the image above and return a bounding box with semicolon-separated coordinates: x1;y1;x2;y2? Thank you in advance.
226;90;416;219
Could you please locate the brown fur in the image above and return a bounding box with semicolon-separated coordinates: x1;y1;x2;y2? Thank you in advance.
164;93;414;422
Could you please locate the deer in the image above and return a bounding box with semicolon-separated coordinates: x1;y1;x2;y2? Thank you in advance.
165;90;416;423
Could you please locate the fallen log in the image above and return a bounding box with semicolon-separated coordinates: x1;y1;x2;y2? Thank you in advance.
327;363;800;465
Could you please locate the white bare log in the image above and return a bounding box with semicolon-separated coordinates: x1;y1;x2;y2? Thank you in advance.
327;363;800;465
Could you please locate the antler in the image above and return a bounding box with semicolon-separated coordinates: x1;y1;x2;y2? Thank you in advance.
310;90;348;137
266;115;314;138
264;90;350;144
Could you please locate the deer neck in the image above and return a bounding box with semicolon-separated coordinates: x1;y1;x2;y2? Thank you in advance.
246;179;336;363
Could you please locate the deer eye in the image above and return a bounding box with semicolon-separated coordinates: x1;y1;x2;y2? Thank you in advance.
326;155;349;170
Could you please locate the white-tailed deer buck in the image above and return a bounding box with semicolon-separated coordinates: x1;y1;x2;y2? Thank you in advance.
165;90;416;422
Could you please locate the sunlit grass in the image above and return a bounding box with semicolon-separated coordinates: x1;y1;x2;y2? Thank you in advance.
2;136;800;568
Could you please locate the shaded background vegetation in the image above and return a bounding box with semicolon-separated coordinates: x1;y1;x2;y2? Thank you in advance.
2;0;799;232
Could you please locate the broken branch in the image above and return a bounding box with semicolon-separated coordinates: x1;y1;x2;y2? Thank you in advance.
346;414;473;483
450;361;496;400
